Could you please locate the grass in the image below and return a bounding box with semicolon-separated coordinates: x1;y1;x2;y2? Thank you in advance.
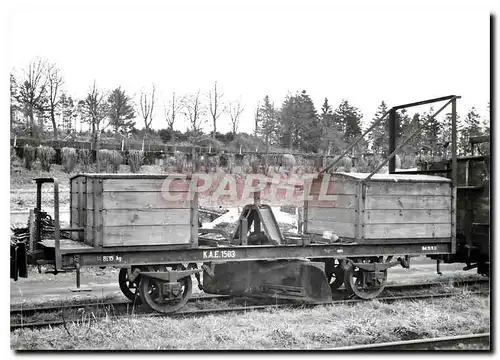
11;291;489;350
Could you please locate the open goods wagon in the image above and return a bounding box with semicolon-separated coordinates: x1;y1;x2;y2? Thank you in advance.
10;95;488;313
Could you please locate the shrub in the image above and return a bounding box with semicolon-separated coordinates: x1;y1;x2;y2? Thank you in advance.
37;146;56;172
109;150;123;173
98;149;121;172
128;150;144;173
61;147;78;173
11;146;20;164
23;144;36;170
78;149;93;172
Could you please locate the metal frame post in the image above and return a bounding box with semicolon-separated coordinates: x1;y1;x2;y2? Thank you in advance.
388;109;397;173
54;179;61;270
451;98;458;186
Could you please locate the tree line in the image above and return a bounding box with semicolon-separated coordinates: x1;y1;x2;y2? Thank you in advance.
10;58;245;147
254;92;489;157
11;57;489;158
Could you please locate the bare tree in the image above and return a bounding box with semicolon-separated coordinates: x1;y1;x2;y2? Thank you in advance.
164;91;183;131
10;73;19;130
15;58;49;136
140;85;156;133
228;99;244;135
81;81;109;171
183;90;207;141
208;81;224;138
46;63;64;139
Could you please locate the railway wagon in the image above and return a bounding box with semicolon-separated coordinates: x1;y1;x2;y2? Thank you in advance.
10;95;488;314
13;170;456;313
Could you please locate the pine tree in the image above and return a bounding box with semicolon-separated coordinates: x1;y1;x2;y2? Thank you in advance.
59;93;76;132
296;90;321;152
458;107;481;155
334;100;363;149
481;102;490;135
278;93;299;150
421;106;441;155
319;97;344;154
108;87;136;136
256;95;278;149
368;101;389;155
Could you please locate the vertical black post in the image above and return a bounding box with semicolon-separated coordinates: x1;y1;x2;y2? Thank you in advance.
35;181;42;243
451;98;457;186
388;109;397;173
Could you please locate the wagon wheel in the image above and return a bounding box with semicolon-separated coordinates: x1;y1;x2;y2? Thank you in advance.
344;259;387;300
328;259;344;291
118;267;142;304
139;265;192;313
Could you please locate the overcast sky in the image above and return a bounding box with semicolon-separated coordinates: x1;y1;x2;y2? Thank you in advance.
5;0;493;134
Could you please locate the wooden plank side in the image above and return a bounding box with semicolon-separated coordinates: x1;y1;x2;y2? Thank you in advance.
190;189;199;247
305;220;356;238
307;207;357;223
102;191;191;209
70;176;82;193
364;223;451;239
102;225;192;247
93;180;103;247
70;180;79;208
365;182;451;196
70;179;78;240
84;179;93;244
364;209;452;224
103;178;191;192
102;209;191;226
309;179;357;196
77;177;87;241
365;195;452;210
305;194;357;208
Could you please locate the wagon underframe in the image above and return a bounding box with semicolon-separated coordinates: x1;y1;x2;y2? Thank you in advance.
39;239;452;269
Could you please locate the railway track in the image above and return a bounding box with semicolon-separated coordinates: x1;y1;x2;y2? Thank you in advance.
323;332;490;350
11;283;489;331
10;277;489;317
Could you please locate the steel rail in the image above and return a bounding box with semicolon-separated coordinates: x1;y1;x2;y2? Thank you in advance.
10;293;228;317
11;278;489;316
11;290;489;332
322;332;490;350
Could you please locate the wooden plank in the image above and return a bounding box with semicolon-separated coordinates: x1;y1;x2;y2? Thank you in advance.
306;194;357;208
102;191;192;209
40;239;94;250
70;176;82;193
365;195;452;210
364;209;452;224
77;177;86;241
365;182;451;196
93;179;103;247
102;225;192;247
307;207;357;223
451;186;457;254
309;179;357;196
363;223;451;239
190;185;199;247
305;220;356;238
102;209;191;226
70;186;79;208
71;208;80;226
103;178;191;192
70;180;78;241
355;181;364;241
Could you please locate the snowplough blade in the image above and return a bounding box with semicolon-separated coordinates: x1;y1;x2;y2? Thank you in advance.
202;260;332;303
